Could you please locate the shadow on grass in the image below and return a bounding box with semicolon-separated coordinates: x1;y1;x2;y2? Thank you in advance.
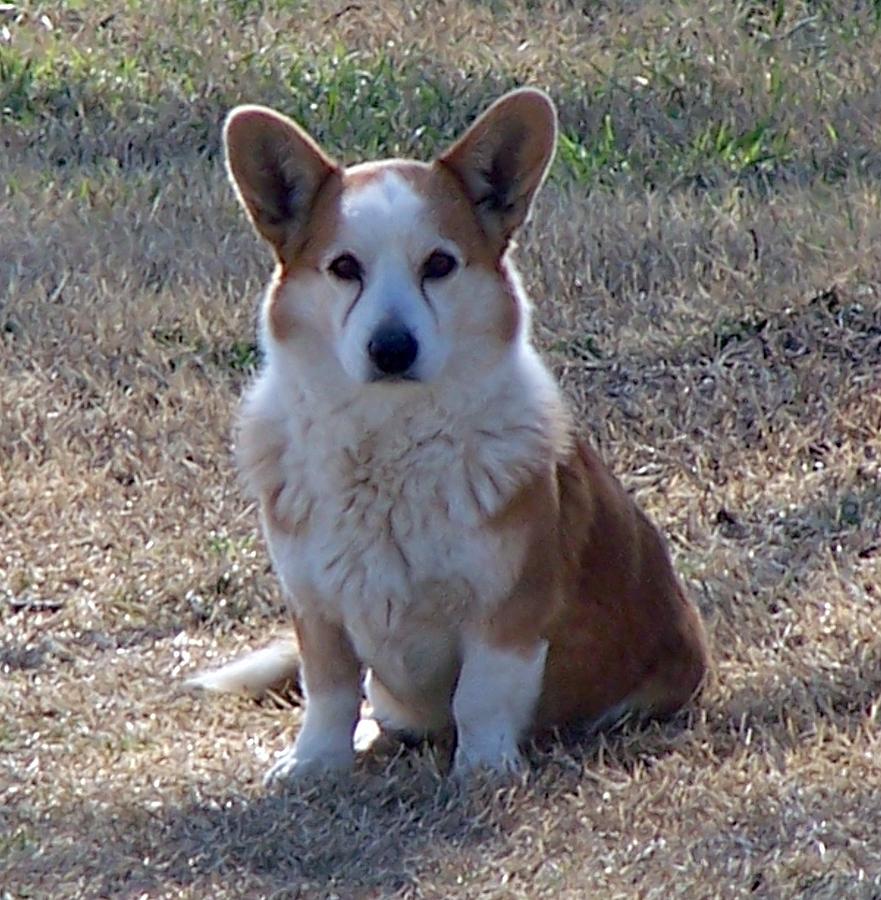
6;637;880;897
7;754;524;896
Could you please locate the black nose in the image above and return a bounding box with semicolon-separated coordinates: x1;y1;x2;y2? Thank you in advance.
367;325;418;376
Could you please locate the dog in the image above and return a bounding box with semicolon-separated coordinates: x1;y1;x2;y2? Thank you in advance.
192;88;709;784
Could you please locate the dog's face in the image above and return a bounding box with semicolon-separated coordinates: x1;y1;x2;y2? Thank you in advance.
225;90;557;389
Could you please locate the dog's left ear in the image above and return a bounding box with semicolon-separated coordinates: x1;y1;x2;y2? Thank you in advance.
438;88;557;247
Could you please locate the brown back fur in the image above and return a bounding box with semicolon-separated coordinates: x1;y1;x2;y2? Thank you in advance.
537;439;709;730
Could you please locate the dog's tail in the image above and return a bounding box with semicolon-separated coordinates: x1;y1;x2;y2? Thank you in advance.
186;639;301;698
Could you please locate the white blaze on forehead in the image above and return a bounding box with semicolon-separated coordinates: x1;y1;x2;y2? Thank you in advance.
340;168;428;242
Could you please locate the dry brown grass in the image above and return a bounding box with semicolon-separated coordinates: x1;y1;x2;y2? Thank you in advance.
3;1;881;897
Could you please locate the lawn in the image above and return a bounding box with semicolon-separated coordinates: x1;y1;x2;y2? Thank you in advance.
2;1;881;896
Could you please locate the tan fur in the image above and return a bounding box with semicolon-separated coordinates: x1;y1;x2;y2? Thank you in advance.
269;175;344;342
538;439;709;728
292;609;360;698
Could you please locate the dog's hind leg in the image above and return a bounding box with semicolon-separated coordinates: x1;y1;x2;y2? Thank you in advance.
363;669;445;743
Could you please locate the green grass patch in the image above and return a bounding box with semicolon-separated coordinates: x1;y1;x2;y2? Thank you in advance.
0;827;34;861
152;326;261;376
556;116;631;186
4;1;881;191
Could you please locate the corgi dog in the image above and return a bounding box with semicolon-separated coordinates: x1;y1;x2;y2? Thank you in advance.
196;89;709;783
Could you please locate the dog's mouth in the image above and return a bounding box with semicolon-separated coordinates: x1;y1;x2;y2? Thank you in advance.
368;371;421;384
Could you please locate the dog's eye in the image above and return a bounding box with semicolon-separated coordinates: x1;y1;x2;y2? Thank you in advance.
328;253;362;281
422;251;457;280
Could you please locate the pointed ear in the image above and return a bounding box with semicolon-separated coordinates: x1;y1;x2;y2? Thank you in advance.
224;105;340;253
438;88;557;246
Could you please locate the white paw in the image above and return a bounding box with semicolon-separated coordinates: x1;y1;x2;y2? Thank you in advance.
263;744;354;787
451;636;545;778
453;739;526;777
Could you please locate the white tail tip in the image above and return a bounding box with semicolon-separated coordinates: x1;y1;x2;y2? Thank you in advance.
186;640;301;698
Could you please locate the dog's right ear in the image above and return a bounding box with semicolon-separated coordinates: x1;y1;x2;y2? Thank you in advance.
224;106;340;253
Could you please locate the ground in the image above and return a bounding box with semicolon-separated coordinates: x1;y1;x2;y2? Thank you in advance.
2;1;881;897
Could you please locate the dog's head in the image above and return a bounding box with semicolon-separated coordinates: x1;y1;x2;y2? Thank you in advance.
225;90;556;389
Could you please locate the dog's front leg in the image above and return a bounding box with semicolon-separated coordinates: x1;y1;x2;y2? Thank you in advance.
265;612;361;785
452;631;548;774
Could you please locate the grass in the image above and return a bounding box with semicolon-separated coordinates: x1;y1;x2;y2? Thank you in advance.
2;0;881;896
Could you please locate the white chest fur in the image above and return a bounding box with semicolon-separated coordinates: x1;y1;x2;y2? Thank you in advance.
237;347;566;687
